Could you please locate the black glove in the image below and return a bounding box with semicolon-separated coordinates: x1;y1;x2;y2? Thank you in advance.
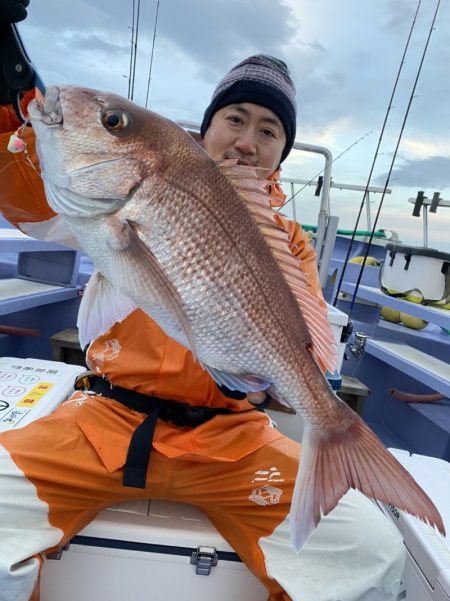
1;0;30;23
0;3;36;109
217;384;272;410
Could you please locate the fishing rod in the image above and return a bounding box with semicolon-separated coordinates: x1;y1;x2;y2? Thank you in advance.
130;0;141;101
127;0;136;99
279;130;373;211
343;0;441;317
332;0;422;307
145;0;161;108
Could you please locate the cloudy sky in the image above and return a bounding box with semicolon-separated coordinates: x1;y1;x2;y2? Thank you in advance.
19;0;450;251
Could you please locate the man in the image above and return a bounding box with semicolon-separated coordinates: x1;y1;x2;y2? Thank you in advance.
0;5;406;601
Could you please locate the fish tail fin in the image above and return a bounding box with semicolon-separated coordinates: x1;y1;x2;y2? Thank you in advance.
291;411;446;552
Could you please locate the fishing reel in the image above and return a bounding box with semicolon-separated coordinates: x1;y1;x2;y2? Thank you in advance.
347;331;368;358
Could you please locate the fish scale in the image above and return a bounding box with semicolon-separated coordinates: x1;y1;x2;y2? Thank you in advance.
131;180;300;374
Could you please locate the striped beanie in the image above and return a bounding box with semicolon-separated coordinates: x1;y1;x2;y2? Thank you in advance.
200;55;297;164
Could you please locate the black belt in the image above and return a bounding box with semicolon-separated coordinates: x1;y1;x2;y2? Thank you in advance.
90;378;248;489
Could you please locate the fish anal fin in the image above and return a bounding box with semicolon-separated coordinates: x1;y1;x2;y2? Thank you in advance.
202;363;271;393
291;410;446;552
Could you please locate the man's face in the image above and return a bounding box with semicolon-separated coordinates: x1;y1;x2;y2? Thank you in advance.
203;102;286;175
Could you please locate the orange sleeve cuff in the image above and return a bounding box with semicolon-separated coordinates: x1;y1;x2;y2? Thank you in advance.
0;118;57;229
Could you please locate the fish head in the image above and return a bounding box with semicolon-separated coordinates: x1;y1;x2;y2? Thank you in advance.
28;85;174;218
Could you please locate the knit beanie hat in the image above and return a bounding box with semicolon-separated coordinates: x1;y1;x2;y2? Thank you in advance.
200;54;297;164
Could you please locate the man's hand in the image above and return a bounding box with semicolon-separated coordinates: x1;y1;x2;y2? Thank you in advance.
218;385;270;408
247;391;268;405
1;0;29;23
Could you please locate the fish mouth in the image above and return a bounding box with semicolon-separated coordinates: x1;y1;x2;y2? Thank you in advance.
28;86;63;127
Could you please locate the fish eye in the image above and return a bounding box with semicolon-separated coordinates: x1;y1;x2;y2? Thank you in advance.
101;110;130;132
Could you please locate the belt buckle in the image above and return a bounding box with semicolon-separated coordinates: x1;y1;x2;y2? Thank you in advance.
186;406;211;427
171;403;188;427
74;371;96;392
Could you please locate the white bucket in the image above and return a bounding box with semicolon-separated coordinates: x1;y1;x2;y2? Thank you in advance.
380;244;450;307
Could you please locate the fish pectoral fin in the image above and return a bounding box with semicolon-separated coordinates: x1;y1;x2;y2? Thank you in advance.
77;270;137;348
202;364;271;393
290;409;446;553
114;221;198;360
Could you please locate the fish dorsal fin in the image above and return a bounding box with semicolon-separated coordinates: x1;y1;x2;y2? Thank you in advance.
218;159;337;373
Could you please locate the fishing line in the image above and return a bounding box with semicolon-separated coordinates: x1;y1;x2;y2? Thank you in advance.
0;155;38;176
0;160;20;177
145;0;161;108
344;0;441;317
279;130;373;211
332;0;423;308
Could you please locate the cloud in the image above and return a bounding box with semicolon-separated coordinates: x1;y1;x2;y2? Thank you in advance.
59;31;127;56
382;0;418;35
376;156;450;189
295;40;327;53
22;0;307;111
155;0;299;79
24;0;300;82
401;137;450;158
24;0;128;38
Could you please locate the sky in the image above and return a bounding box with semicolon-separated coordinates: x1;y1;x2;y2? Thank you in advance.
19;0;450;252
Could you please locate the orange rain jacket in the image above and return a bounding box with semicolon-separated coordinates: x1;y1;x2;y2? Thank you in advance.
0;100;327;465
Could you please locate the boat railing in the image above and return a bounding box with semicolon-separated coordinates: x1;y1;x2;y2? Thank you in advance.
277;141;391;287
408;192;450;248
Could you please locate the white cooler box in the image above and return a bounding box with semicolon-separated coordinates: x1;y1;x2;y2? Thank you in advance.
41;499;266;601
381;243;450;307
379;449;450;601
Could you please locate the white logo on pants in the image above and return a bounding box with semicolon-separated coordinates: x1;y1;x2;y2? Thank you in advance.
250;467;284;505
250;485;283;506
92;339;121;367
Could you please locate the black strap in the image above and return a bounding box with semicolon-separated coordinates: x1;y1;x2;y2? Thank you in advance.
91;378;236;423
122;409;159;488
92;378;165;414
91;379;165;488
90;378;250;489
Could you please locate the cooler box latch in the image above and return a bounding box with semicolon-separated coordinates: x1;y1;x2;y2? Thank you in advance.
46;542;70;560
190;546;218;576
